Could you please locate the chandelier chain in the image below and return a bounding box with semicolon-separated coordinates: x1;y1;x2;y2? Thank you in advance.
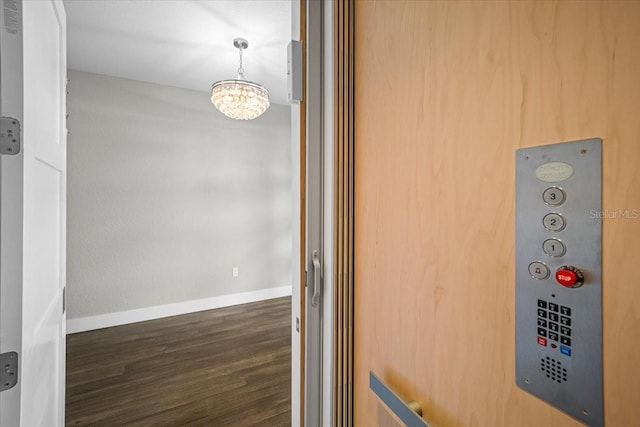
237;46;244;77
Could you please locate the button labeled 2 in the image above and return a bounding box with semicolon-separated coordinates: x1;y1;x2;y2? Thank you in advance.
543;213;566;232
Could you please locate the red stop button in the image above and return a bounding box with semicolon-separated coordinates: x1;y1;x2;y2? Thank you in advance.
555;266;584;288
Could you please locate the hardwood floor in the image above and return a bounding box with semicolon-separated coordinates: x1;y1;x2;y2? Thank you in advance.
66;297;292;426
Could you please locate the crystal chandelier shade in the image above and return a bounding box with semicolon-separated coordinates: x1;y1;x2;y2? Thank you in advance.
211;38;270;120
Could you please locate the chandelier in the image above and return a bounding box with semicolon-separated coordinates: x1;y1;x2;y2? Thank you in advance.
211;38;270;120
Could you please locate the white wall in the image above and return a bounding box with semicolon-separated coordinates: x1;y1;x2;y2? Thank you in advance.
66;70;292;327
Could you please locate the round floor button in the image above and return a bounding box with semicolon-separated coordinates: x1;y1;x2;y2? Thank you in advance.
543;213;566;232
528;261;550;280
542;187;566;206
543;238;566;257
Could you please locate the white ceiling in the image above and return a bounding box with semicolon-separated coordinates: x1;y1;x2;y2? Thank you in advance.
64;0;292;105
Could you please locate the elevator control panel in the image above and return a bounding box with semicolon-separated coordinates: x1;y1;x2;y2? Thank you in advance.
515;138;603;426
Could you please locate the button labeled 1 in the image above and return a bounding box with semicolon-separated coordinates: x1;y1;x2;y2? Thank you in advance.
543;238;566;257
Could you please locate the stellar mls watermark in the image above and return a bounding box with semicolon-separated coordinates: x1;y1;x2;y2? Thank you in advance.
589;209;639;219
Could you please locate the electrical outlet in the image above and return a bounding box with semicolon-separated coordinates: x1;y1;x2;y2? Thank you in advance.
232;267;239;278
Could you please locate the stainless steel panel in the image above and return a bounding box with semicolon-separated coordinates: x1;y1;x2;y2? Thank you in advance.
515;138;603;426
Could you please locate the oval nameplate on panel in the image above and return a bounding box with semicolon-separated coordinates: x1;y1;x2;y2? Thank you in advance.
535;162;574;182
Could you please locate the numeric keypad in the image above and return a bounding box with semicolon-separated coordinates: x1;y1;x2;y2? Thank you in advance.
536;299;573;357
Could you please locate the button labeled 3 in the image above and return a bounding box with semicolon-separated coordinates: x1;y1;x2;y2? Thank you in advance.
542;187;566;206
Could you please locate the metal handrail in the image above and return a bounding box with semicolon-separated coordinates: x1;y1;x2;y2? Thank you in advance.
369;372;431;427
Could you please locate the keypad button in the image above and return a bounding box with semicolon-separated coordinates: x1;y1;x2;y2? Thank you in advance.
543;238;566;257
549;322;559;332
537;318;547;327
560;306;572;316
548;332;559;341
538;336;548;347
529;262;550;280
538;309;547;318
548;313;559;322
537;299;547;309
548;302;559;312
560;326;571;336
560;316;571;326
560;336;571;346
543;187;566;206
538;328;547;337
543;213;566;232
560;345;572;356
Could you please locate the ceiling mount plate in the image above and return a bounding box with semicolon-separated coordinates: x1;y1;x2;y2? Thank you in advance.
233;38;248;50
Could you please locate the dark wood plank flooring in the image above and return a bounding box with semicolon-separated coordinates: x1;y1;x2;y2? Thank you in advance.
66;297;292;426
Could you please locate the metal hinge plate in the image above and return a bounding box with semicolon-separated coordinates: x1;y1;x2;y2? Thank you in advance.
0;117;21;155
1;352;19;392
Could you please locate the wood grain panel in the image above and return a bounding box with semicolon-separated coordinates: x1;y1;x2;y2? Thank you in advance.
353;1;640;426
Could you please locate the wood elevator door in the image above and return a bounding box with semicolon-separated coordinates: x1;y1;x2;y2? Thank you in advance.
353;1;640;426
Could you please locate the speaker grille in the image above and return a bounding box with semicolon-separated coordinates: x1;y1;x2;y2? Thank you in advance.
541;356;568;383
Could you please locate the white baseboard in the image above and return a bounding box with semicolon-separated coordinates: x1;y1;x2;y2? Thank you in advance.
66;285;292;334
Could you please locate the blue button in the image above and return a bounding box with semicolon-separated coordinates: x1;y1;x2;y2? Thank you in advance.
560;345;571;356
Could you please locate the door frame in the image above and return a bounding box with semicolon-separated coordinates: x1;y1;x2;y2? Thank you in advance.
0;0;25;424
297;0;354;426
1;0;68;424
294;1;342;426
303;0;325;425
3;0;337;424
330;0;355;425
